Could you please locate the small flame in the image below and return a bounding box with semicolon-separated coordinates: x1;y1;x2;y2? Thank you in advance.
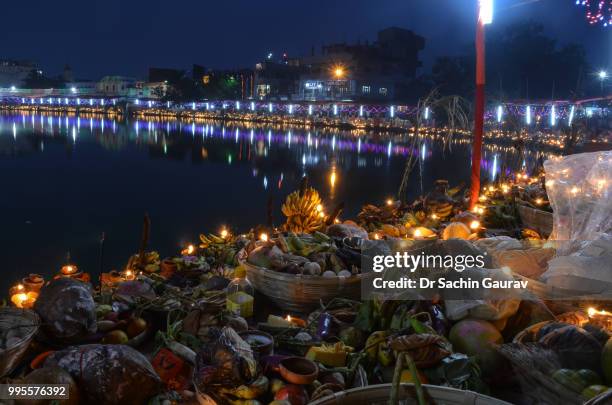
588;307;612;317
220;229;228;239
386;199;393;206
470;220;481;230
413;229;422;238
259;233;269;242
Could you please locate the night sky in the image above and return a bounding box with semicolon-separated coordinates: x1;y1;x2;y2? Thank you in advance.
1;0;610;80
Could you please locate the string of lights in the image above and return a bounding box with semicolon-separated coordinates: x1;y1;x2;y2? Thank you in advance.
576;0;612;27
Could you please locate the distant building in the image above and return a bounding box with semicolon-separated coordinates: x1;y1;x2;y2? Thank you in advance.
0;60;38;88
128;81;170;99
254;61;303;100
253;27;425;102
96;76;137;96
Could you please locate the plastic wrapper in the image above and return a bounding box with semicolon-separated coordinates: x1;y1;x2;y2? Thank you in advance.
34;278;97;343
545;151;612;254
44;344;162;405
193;326;258;393
542;233;612;294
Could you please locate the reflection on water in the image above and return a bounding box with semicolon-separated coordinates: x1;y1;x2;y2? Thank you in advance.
0;112;556;289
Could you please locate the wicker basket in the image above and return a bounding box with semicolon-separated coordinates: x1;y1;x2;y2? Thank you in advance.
517;204;553;237
309;383;511;405
516;273;612;314
0;308;40;377
243;262;371;313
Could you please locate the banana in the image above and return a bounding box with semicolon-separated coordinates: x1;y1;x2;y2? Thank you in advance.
365;331;387;363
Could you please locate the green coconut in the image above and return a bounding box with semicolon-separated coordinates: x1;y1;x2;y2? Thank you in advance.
449;319;503;375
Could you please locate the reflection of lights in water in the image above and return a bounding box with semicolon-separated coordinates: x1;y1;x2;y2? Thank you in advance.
387;141;392;157
101;120;105;132
163;141;167;155
12;123;16;139
307;132;311;146
330;169;337;189
333;105;338;115
288;104;293;114
421;144;426;161
236;101;240;110
359;105;363;117
263;176;268;189
227;154;232;164
135;121;139;136
550;105;556;127
72;127;76;143
390;105;394;118
267;130;272;146
268;103;273;113
113;120;116;133
358;138;361;153
222;127;225;138
235;128;239;143
89;118;93;130
250;101;255;111
308;105;313;115
287;131;292;146
191;122;195;136
491;154;498;181
250;129;254;143
278;173;284;189
332;136;336;151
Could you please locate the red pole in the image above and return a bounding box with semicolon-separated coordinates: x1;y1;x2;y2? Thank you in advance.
469;15;486;210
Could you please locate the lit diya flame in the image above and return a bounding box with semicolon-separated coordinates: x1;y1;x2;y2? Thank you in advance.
181;244;195;255
588;307;612;317
61;265;77;275
586;307;612;331
470;220;481;230
123;269;135;280
259;233;269;242
285;314;306;327
220;229;229;239
10;290;38;309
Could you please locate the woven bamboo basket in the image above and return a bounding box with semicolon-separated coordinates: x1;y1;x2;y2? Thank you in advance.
0;308;40;377
243;262;371;313
515;273;612;314
517;204;553;237
309;383;511;405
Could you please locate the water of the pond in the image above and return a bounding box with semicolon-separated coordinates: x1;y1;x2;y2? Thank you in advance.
0;112;555;291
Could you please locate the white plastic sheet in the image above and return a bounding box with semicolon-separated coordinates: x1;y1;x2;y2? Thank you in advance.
545;151;612;255
541;151;612;294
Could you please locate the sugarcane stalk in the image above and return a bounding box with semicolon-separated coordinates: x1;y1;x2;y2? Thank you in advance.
390;349;405;405
405;352;426;405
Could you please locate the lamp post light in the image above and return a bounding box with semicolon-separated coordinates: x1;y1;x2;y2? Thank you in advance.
598;70;608;95
469;0;493;210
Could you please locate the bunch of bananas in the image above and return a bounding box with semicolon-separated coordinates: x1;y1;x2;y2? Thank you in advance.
199;233;238;266
126;251;160;273
281;187;325;234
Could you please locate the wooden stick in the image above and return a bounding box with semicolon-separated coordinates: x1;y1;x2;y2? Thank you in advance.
138;213;151;269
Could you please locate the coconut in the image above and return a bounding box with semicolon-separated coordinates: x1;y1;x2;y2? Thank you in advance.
449;319;504;375
442;222;471;240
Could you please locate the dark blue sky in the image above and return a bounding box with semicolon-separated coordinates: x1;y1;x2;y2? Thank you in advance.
1;0;610;79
